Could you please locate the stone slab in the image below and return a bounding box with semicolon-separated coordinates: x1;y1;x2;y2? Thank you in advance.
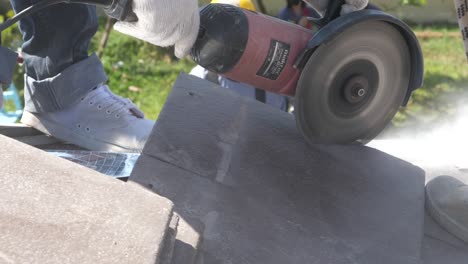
14;134;61;146
130;73;426;264
0;135;174;264
369;140;468;184
0;123;83;150
0;123;42;137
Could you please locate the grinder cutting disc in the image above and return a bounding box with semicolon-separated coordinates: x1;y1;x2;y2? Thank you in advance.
295;20;411;144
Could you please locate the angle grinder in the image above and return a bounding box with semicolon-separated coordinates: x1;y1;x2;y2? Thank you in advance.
0;0;423;145
191;1;423;145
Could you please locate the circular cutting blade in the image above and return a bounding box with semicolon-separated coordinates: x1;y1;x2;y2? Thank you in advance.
294;20;411;145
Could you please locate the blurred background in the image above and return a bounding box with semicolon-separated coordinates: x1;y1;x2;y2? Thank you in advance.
0;0;466;138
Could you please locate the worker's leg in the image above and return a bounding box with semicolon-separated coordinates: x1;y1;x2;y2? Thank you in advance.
10;0;154;151
10;0;105;106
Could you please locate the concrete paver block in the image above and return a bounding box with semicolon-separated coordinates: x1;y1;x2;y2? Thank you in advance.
0;135;174;264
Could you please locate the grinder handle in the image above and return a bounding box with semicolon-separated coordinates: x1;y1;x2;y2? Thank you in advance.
325;0;346;21
0;0;137;34
309;0;345;27
104;0;138;22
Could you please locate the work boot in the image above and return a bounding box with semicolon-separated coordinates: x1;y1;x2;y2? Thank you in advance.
21;84;154;152
426;175;468;244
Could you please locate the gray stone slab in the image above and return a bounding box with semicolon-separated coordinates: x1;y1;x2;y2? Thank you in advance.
130;73;426;264
14;134;61;146
0;123;83;150
0;123;42;137
0;135;174;264
369;140;468;184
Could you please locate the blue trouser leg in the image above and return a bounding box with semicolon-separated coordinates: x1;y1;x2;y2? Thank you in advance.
10;0;108;112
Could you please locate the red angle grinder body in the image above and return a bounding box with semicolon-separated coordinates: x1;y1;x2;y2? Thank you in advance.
192;4;311;96
191;4;423;145
218;11;312;96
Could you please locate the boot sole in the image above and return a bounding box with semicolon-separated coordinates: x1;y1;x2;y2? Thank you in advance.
425;184;468;244
21;111;138;153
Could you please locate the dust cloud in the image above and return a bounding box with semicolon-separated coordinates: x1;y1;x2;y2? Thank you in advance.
369;105;468;169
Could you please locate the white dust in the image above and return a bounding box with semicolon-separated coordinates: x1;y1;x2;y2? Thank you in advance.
369;106;468;168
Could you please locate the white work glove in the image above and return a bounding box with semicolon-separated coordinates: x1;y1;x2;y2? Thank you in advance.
0;85;3;110
114;0;200;59
306;0;369;16
341;0;369;15
454;0;468;63
313;0;329;14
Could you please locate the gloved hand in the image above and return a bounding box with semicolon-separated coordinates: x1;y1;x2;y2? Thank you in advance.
114;0;200;58
341;0;369;15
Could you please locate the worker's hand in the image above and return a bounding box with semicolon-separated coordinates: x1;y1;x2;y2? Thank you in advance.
341;0;369;15
114;0;200;58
